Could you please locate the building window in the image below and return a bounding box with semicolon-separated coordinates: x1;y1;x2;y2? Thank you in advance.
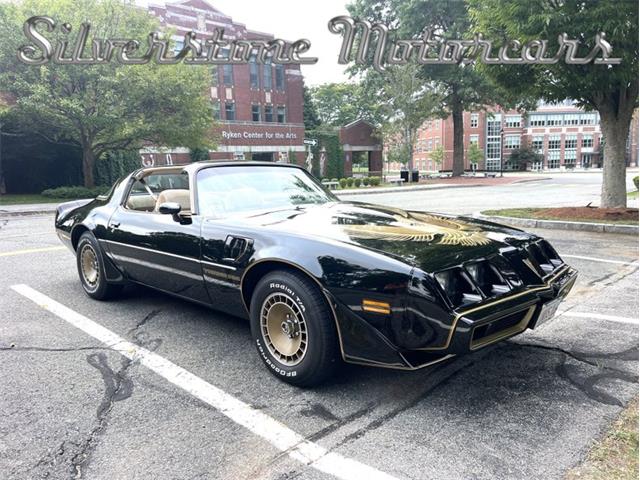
547;150;561;169
531;135;544;152
564;113;579;126
470;113;479;128
225;102;235;121
211;66;218;87
548;135;561;150
276;106;286;123
223;64;233;86
174;39;184;55
275;64;285;90
504;135;521;149
582;134;593;148
251;104;261;122
547;114;563;126
505;115;521;128
264;105;273;122
212;101;220;120
580;113;596;125
529;114;546;127
427;140;433;151
263;60;272;90
249;56;259;89
485;114;502;170
564;134;577;150
564;149;577;166
469;134;479;145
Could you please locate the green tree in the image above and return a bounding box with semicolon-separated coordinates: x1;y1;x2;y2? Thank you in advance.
366;62;441;171
309;82;382;127
507;147;543;171
303;85;321;130
430;145;445;171
467;142;483;171
469;0;638;207
0;0;215;187
348;0;506;176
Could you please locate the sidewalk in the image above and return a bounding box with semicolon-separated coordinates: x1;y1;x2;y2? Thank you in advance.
337;175;548;196
0;203;59;216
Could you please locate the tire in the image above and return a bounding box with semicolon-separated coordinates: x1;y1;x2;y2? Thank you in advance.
76;232;122;300
249;270;340;387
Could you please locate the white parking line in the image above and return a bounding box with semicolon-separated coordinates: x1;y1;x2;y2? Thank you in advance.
562;254;637;266
559;311;639;325
10;284;397;480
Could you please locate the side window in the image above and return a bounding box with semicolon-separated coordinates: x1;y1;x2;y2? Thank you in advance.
125;172;191;213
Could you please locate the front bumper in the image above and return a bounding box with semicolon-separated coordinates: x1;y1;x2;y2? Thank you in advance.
334;265;578;371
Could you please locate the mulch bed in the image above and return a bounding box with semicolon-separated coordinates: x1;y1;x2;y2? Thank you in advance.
533;207;639;222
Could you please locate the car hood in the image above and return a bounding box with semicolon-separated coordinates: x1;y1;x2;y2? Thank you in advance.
225;201;538;272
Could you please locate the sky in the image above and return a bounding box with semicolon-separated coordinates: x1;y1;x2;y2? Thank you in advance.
142;0;353;86
1;0;354;85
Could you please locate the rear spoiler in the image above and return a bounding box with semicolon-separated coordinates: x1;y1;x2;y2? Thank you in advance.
54;198;94;222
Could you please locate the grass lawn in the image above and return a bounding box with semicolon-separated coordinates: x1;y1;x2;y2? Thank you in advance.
566;399;638;480
483;207;638;225
0;194;60;205
628;190;639;199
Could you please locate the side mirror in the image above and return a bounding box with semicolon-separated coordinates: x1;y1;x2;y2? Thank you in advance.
158;202;181;215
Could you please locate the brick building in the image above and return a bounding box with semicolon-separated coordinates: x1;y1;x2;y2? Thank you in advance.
399;101;639;173
141;0;305;167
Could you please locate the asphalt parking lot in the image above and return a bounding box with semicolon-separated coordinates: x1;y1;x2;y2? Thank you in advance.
1;213;638;480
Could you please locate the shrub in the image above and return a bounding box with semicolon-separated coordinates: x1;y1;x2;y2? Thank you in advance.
370;176;381;186
346;177;354;187
362;177;370;186
634;176;639;190
41;186;109;199
354;178;362;188
339;178;347;188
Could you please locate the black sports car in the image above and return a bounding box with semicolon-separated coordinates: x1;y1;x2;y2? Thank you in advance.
55;162;577;386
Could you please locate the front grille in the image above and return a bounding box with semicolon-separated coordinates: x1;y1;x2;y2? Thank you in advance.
434;241;564;309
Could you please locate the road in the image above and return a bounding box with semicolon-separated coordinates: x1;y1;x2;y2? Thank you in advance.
0;187;638;479
338;171;640;214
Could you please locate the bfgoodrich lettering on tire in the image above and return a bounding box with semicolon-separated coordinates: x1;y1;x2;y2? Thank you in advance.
249;270;340;387
76;232;122;301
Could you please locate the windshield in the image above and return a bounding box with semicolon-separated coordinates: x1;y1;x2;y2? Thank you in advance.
196;166;336;217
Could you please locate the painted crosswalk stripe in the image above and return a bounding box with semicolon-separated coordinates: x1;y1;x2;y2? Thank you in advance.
562;254;637;266
559;311;639;325
10;284;398;480
0;246;65;257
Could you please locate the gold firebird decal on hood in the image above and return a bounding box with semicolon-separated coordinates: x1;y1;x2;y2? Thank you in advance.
341;210;491;247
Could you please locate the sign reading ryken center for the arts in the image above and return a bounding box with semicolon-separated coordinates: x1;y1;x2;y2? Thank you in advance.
219;125;304;146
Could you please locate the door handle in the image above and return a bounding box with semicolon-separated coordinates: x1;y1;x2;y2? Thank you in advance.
109;221;120;229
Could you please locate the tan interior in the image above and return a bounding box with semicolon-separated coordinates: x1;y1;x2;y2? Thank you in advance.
154;189;191;213
126;194;157;211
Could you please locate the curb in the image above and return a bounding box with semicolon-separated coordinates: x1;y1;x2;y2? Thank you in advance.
0;209;56;217
337;183;482;196
474;212;639;235
336;177;549;197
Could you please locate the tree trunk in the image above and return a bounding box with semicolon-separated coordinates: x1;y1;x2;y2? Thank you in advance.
599;109;632;208
451;100;464;177
82;147;95;188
